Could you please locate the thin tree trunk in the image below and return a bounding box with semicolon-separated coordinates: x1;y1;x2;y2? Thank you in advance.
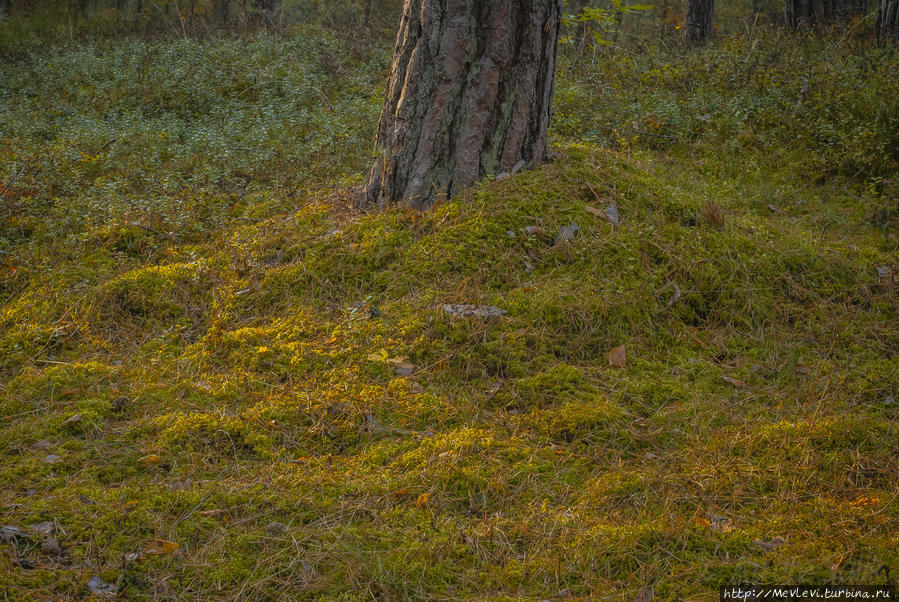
877;0;899;41
362;0;562;210
685;0;714;43
785;0;868;27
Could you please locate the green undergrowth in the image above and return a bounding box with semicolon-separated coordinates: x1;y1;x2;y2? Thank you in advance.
1;21;897;601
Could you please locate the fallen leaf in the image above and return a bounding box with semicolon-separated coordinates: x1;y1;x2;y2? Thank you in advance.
850;496;879;507
123;500;139;511
722;376;747;388
416;492;430;508
143;539;179;555
393;488;409;498
606;345;627;368
138;454;163;466
87;576;117;595
199;509;224;517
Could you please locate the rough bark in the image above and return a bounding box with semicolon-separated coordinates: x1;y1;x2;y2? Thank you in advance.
362;0;562;210
685;0;714;43
785;0;868;27
877;0;899;41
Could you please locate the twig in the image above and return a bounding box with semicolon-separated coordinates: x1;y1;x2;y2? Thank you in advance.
792;75;810;118
90;136;120;157
170;467;227;532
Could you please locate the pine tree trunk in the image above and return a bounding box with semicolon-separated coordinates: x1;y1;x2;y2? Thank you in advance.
362;0;562;210
686;0;714;43
877;0;899;41
785;0;868;27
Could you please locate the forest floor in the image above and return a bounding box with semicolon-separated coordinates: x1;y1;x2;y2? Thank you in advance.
1;18;897;601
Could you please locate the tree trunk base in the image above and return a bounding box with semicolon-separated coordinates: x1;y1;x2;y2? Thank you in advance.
362;0;561;210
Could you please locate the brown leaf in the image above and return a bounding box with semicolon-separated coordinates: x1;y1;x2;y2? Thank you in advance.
143;539;179;555
416;492;430;508
606;345;627;368
393;488;409;498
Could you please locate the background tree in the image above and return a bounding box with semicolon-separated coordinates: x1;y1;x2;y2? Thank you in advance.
785;0;868;27
877;0;898;40
685;0;714;42
362;0;562;210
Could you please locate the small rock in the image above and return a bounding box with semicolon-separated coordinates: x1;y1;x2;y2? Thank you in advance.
79;494;97;505
87;576;117;595
555;222;580;245
495;172;510;181
31;521;53;536
875;265;891;279
753;536;785;553
393;363;416;377
606;200;620;226
168;477;193;491
25;489;36;497
265;521;287;536
524;225;545;236
506;230;516;238
40;537;61;556
0;526;25;541
44;454;62;464
33;440;54;450
634;587;654;602
884;395;894;407
442;304;507;319
511;159;527;174
767;204;779;213
524;261;534;275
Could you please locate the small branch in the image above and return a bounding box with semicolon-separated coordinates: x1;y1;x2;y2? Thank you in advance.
90;136;121;157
